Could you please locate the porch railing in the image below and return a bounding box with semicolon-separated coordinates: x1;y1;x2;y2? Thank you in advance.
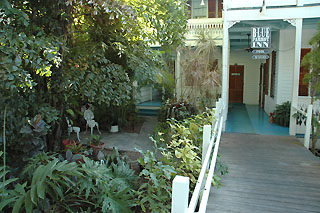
185;18;223;46
292;104;313;149
226;0;319;9
171;98;225;213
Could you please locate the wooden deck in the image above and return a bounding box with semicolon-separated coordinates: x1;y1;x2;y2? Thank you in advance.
207;133;320;213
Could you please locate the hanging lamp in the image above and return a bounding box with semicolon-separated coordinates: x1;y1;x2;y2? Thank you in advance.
200;0;205;6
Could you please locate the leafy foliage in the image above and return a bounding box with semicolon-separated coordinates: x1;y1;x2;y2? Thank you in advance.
272;101;291;127
160;109;217;184
6;148;138;212
158;99;196;122
1;0;188;163
137;149;176;212
137;108;227;211
0;0;64;154
179;33;222;109
0;151;18;212
301;21;320;153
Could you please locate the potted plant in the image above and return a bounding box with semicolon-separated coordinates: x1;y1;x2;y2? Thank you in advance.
272;101;291;127
110;110;119;133
89;134;104;149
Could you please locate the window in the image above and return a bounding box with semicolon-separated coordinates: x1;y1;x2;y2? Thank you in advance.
299;48;311;96
191;0;223;19
192;0;208;19
270;51;276;97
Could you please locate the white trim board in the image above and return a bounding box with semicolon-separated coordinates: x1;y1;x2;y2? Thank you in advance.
227;5;320;21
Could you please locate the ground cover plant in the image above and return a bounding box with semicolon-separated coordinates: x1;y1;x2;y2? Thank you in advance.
137;108;228;212
0;149;138;212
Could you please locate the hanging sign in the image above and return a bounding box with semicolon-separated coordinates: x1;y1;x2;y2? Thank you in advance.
252;55;270;60
251;27;271;48
252;49;270;54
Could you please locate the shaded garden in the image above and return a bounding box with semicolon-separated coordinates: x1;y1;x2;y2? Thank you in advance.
0;0;227;212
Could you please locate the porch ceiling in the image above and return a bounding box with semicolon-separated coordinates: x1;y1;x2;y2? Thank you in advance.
229;18;320;49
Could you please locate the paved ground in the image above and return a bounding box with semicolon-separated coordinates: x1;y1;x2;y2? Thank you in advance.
226;104;289;136
207;133;320;213
79;116;157;153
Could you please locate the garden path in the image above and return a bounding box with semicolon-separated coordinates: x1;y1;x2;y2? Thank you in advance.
80;116;157;153
207;133;320;213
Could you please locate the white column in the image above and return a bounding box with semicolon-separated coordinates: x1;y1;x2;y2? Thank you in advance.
221;7;230;129
289;18;303;135
304;105;313;149
172;176;189;213
202;125;212;164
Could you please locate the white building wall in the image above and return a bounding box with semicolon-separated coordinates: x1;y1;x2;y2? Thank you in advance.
264;31;280;114
229;51;262;105
275;27;315;105
275;28;295;105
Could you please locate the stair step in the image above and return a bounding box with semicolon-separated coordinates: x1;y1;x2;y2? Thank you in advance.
138;108;159;116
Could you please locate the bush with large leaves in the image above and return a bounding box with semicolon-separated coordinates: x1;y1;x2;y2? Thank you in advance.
2;150;137;212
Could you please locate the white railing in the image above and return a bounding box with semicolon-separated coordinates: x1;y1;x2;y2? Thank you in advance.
292;104;313;148
185;18;223;46
227;0;320;9
172;98;225;213
227;0;296;8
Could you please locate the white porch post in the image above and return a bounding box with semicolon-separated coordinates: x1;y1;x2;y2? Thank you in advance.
202;125;211;164
172;176;189;213
289;18;303;136
222;5;230;130
304;105;313;148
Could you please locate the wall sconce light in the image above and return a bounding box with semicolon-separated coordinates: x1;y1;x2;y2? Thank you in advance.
200;0;205;6
259;0;266;14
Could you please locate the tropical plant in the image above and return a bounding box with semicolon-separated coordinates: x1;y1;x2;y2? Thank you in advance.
158;99;196;122
11;158;83;212
179;32;222;109
19;115;50;160
1;0;187;158
301;21;320;154
0;152;18;212
21;152;58;180
272;101;291;127
8;148;138;212
89;134;102;146
137;149;177;212
137;108;227;212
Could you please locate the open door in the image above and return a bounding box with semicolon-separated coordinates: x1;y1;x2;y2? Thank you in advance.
229;65;244;103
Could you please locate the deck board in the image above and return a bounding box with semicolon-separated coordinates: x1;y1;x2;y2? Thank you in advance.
207;133;320;213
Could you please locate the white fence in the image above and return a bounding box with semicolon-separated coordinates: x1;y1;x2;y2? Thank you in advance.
171;98;225;213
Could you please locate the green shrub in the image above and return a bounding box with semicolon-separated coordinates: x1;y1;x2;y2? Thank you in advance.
137;108;228;212
158;99;196;122
272;101;291;127
136;149;176;213
5;149;138;212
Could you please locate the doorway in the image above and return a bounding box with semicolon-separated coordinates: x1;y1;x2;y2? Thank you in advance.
259;58;269;108
229;65;244;103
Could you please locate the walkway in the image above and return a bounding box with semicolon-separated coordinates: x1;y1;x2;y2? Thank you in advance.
207;133;320;213
80;116;157;152
226;104;289;136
